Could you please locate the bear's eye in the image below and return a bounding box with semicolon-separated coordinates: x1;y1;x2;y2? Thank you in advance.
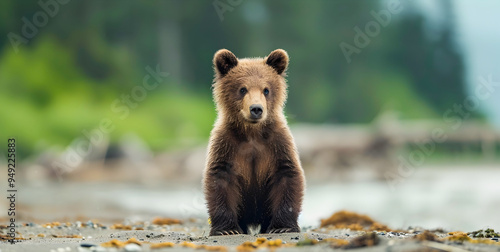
240;88;247;95
263;88;269;96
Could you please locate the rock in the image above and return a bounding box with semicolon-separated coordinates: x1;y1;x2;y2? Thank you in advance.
79;243;96;248
124;243;142;252
86;221;94;228
77;246;102;252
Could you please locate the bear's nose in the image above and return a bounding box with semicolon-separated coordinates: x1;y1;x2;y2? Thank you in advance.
249;104;263;119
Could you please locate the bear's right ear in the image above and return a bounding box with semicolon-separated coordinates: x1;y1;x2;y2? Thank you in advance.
266;49;289;75
213;49;238;78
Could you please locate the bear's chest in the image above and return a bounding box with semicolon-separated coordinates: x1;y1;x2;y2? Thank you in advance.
234;139;273;184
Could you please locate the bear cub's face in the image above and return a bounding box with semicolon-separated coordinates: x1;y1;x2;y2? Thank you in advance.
212;49;289;125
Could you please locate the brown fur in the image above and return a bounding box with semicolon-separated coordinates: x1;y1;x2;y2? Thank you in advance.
203;49;305;236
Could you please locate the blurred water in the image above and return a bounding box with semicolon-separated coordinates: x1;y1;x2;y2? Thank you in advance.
11;166;500;231
302;166;500;231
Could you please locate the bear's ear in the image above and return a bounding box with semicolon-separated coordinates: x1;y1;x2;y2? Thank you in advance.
213;49;238;78
266;49;289;75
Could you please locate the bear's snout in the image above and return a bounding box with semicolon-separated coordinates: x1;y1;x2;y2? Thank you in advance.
249;104;263;119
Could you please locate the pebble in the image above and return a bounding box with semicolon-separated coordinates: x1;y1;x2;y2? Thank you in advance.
124;243;142;252
93;247;107;252
492;238;498;241
80;243;96;248
213;240;217;243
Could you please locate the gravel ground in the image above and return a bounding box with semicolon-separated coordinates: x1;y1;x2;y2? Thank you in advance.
1;166;500;251
1;218;500;252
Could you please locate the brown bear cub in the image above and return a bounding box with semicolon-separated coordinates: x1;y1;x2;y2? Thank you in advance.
203;49;305;236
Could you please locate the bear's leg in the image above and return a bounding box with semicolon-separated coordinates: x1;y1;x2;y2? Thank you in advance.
265;160;302;233
205;162;244;236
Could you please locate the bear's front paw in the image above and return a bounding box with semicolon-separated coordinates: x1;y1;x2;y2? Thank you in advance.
267;227;300;234
210;227;243;236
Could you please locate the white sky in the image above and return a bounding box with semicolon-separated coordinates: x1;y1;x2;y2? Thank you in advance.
382;0;499;127
454;0;500;127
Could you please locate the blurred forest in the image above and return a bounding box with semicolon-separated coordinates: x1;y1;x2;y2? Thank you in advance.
0;0;475;158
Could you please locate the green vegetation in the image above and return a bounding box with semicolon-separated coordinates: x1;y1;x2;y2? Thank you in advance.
0;0;474;157
0;37;215;157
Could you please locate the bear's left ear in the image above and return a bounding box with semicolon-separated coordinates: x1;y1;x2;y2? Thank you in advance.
213;49;238;78
266;49;289;75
